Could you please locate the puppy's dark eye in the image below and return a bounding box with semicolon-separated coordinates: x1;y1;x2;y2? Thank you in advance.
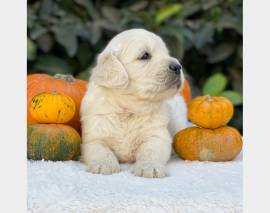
138;52;151;60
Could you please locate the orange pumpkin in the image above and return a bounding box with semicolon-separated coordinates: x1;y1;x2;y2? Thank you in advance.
180;79;192;104
173;126;242;161
27;73;51;84
188;95;233;129
30;93;76;124
27;74;88;132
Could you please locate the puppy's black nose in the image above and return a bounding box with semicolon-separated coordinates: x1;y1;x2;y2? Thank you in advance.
169;63;182;75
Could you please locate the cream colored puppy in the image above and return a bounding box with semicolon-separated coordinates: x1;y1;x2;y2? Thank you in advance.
80;29;187;178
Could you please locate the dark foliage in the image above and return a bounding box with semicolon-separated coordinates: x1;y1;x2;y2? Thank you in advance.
27;0;243;132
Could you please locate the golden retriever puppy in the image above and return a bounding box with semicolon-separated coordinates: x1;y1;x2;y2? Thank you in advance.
80;29;187;178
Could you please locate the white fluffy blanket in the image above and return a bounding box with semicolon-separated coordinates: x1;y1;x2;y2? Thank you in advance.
28;153;242;213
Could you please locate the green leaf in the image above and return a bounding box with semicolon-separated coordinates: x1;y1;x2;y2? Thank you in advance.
207;43;235;63
52;24;78;57
95;18;121;33
217;14;242;35
210;6;222;20
181;28;194;50
203;73;227;95
155;4;183;25
27;38;37;61
39;0;53;17
129;1;148;11
220;90;242;106
36;33;54;52
33;55;72;75
101;7;121;23
194;23;214;49
201;0;220;10
180;1;200;18
29;24;48;39
74;0;98;20
76;70;91;81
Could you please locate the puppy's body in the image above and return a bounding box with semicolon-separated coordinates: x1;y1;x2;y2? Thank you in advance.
80;29;187;178
81;83;171;164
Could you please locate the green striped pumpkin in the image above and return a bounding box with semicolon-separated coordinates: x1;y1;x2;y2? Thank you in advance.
27;124;81;161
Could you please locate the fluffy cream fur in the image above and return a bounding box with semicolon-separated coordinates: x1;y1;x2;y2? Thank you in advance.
80;29;187;178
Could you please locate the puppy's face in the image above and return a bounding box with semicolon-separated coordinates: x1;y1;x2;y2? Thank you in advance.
92;29;184;101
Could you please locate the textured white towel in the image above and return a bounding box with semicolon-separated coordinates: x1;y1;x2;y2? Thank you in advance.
28;153;242;213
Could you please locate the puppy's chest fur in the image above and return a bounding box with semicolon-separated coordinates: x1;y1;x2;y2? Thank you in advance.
110;112;145;161
83;105;169;163
104;110;168;163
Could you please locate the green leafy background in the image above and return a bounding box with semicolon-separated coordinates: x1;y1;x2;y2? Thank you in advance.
27;0;243;132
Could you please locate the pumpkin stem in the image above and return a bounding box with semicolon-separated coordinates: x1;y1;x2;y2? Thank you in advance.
54;74;76;83
205;95;212;102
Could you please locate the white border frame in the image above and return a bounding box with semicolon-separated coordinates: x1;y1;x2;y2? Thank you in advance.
244;0;270;212
0;0;27;212
1;0;270;212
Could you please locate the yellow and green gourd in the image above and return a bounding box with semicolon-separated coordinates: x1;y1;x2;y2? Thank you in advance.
27;124;81;161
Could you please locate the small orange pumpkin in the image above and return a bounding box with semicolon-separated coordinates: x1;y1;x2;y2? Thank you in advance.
173;126;242;161
180;79;192;104
30;93;76;124
27;73;88;132
188;95;234;129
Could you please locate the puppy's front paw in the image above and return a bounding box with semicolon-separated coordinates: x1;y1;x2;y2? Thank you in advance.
132;163;166;178
87;160;120;175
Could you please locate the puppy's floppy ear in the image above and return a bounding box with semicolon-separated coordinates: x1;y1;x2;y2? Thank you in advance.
92;51;129;88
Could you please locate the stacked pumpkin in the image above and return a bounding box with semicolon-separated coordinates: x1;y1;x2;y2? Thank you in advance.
27;74;88;161
174;95;242;161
